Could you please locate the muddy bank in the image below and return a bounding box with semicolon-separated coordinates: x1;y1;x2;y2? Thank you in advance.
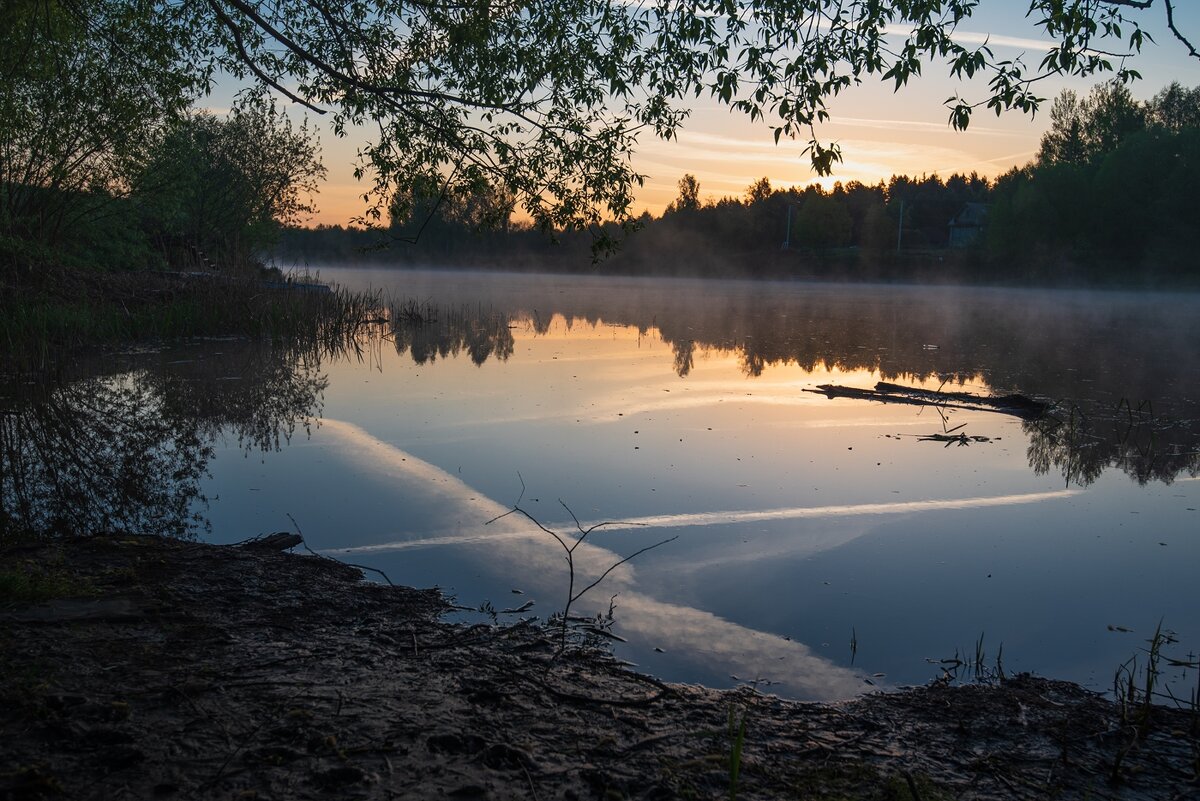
1;536;1196;800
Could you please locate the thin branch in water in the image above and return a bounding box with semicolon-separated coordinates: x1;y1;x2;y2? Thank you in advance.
486;477;672;651
287;512;395;586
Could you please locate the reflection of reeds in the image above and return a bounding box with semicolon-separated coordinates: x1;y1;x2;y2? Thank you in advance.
932;632;1006;686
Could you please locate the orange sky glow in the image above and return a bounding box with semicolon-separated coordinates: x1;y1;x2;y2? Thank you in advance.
292;8;1200;227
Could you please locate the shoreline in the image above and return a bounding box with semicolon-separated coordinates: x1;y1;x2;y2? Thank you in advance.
2;536;1196;800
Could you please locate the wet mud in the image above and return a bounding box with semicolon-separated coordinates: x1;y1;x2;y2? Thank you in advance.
1;536;1196;800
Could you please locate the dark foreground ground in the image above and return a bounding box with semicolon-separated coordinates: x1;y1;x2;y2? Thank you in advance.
1;536;1197;801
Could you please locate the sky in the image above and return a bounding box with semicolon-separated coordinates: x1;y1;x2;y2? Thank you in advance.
291;3;1200;225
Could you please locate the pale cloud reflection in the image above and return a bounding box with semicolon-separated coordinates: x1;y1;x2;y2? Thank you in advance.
549;489;1078;534
614;591;867;697
316;418;866;698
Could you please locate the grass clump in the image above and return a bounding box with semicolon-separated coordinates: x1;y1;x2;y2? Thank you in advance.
0;565;78;606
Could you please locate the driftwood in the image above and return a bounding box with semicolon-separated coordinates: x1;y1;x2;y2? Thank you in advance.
238;531;304;551
804;381;1047;420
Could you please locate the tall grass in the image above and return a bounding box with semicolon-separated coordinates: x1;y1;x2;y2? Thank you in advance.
1;269;385;371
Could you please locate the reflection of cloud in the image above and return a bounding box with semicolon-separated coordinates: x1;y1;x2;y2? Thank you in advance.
340;489;1077;586
316;418;865;699
615;591;867;698
550;489;1077;533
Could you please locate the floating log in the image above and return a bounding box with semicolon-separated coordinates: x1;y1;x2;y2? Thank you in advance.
804;381;1047;420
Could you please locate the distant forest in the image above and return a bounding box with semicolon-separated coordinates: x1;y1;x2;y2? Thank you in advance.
279;80;1200;287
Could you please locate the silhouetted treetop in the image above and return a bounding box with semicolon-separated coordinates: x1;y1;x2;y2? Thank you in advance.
7;0;1197;246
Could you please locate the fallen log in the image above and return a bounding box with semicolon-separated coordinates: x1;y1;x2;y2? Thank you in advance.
804;381;1047;420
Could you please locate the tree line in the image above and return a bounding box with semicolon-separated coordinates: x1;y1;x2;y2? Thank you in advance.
6;0;1197;286
280;79;1199;286
987;81;1200;283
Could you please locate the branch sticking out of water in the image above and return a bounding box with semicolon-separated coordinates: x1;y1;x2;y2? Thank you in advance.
486;474;677;652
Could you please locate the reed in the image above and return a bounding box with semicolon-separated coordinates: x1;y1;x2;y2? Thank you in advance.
726;704;748;801
1;269;386;371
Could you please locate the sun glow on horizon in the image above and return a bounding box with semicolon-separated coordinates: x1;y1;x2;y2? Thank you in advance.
295;8;1200;227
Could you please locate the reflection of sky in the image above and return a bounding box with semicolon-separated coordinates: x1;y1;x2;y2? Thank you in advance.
203;279;1200;700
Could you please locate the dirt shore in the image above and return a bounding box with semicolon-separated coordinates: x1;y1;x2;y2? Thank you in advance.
1;536;1196;800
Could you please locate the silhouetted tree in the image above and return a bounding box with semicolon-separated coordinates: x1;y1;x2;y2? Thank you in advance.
138;97;325;270
1037;82;1146;167
1146;82;1200;133
667;174;702;214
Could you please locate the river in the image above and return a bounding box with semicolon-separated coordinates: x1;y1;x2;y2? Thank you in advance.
6;268;1198;701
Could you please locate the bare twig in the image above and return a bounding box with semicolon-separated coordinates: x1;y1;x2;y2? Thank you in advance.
486;477;676;651
286;513;396;586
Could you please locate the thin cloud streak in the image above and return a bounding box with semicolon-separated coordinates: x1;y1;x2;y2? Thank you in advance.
552;489;1078;533
882;24;1053;53
337;489;1078;553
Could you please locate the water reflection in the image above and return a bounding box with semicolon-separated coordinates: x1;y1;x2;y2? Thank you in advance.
1025;404;1200;487
319;419;866;699
1;373;213;540
6;280;1198;546
0;340;328;542
387;303;515;366
375;283;1200;488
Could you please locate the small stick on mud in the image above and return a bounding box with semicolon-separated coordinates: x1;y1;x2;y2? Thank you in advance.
287;513;396;586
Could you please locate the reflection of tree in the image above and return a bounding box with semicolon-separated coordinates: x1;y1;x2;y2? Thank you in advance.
0;341;328;543
1025;404;1200;488
147;346;329;453
389;305;515;367
384;282;1200;487
673;339;695;378
1;375;212;541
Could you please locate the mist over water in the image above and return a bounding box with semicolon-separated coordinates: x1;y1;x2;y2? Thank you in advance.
7;267;1197;699
194;267;1200;699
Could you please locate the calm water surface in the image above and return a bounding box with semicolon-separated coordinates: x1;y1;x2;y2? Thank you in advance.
8;269;1199;701
203;269;1200;700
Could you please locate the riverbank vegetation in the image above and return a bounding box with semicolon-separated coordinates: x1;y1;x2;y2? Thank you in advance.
0;1;365;369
